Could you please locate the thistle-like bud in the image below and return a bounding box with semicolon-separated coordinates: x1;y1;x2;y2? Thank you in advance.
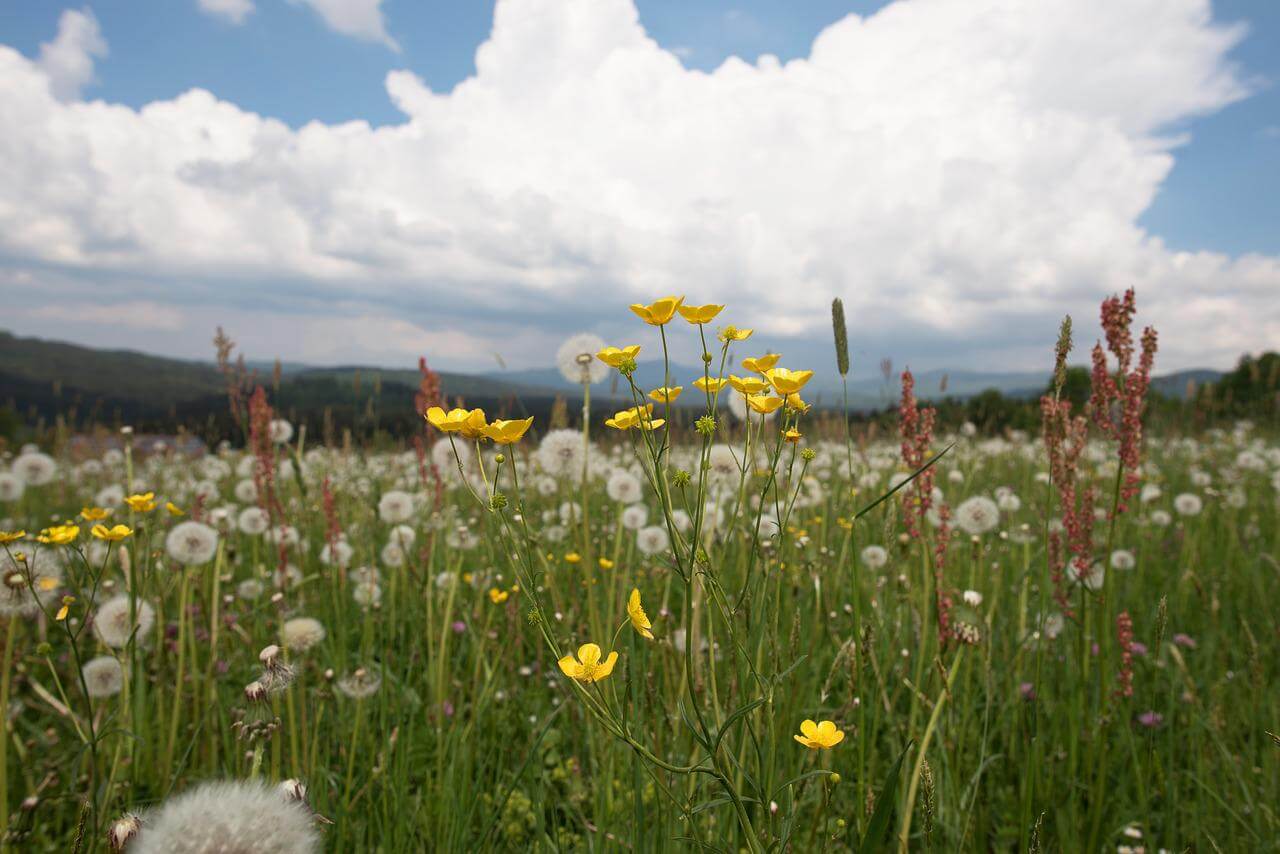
489;493;508;511
831;298;850;377
695;415;716;436
671;469;691;488
107;813;142;850
278;778;308;803
244;680;268;702
801;448;816;461
259;644;281;667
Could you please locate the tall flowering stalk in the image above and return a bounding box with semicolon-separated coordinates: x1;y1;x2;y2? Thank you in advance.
898;369;936;541
1089;288;1158;517
248;387;288;575
1115;611;1135;699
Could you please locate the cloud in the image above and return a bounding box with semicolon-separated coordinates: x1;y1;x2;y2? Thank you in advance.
289;0;398;50
0;0;1275;374
36;8;107;101
25;300;186;332
197;0;255;26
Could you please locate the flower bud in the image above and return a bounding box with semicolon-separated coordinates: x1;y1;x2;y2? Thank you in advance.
108;813;142;850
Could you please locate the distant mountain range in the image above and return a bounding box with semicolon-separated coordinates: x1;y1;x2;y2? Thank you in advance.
0;330;1222;436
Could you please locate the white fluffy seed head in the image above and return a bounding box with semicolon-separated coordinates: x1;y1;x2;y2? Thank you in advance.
280;617;326;653
82;655;124;698
93;595;155;649
130;779;321;854
165;521;219;566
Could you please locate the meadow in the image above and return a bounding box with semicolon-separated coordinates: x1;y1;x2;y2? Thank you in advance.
0;294;1277;852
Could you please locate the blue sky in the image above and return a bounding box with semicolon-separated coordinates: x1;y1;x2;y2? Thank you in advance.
0;0;1277;375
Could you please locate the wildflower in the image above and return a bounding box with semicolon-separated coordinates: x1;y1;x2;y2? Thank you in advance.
280;617;326;652
627;588;654;639
1116;611;1135;698
742;354;780;374
746;394;784;415
56;595;74;621
92;524;133;542
82;656;124;698
636;525;670;555
165;502;185;517
1172;633;1196;649
606;470;642;504
557;333;608;384
124;492;157;513
126;779;321;853
482;417;535;445
536;429;588;478
953;496;1000;535
336;667;382;699
564;552;581;564
165;521;219;565
378;490;415;523
489;587;510;604
269;418;295;444
794;719;845;749
0;530;26;545
629;296;684;325
676;303;724;324
1173;493;1203;516
783;428;802;443
764;368;814;395
785;393;810;413
81;507;110;522
425;406;487;438
1137;710;1163;728
11;452;56;485
621;505;649;531
860;545;888;570
718;325;753;342
38;524;80;545
693;377;728;393
728;375;769;395
598;557;614;570
238;507;270;535
557;643;619;683
1111;549;1136;570
596;345;642;367
107;813;142;851
93;595;155;648
648;386;682;404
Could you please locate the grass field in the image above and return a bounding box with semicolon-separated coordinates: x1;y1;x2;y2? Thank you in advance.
0;296;1276;852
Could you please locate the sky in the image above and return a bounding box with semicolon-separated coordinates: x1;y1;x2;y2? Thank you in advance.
0;0;1277;379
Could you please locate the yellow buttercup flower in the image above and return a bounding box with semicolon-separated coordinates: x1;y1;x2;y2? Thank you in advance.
648;386;682;404
482;417;535;445
606;404;659;431
728;375;770;395
598;557;614;570
693;377;728;393
794;719;845;749
55;595;75;622
37;524;80;545
629;296;684;326
785;393;810;413
124;492;157;513
741;354;780;374
91;524;133;542
488;587;510;605
80;507;110;522
565;552;582;564
557;643;619;683
596;345;642;367
425;407;488;439
764;368;814;395
746;395;785;414
718;325;754;342
676;303;724;325
783;428;802;443
627;588;654;640
165;502;185;517
0;531;25;545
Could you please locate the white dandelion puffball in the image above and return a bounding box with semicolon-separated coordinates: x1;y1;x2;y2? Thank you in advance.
1173;493;1203;516
621;503;649;531
96;484;125;507
353;581;382;608
1069;562;1105;592
82;656;124;698
319;539;354;567
378;490;415;524
387;524;416;547
1149;509;1172;527
380;541;405;568
996;492;1022;513
234;479;258;504
280;617;327;653
536;429;587;479
707;445;739;484
238;507;270;536
269;419;295;445
1110;549;1136;570
954;496;1000;535
236;579;265;600
130;779;321;854
636;524;670;556
557;332;609;385
11;451;56;486
166;521;219;565
860;545;889;570
607;470;643;504
93;595;155;649
336;667;382;700
0;473;24;502
0;552;62;618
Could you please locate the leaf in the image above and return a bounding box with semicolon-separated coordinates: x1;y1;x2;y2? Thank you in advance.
859;740;913;854
851;444;954;522
712;696;767;754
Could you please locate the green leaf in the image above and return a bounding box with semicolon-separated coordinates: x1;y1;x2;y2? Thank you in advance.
851;444;954;522
711;696;767;754
859;741;913;854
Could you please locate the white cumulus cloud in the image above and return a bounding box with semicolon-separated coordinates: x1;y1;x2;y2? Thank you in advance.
289;0;398;50
36;8;107;101
0;0;1275;374
198;0;256;26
